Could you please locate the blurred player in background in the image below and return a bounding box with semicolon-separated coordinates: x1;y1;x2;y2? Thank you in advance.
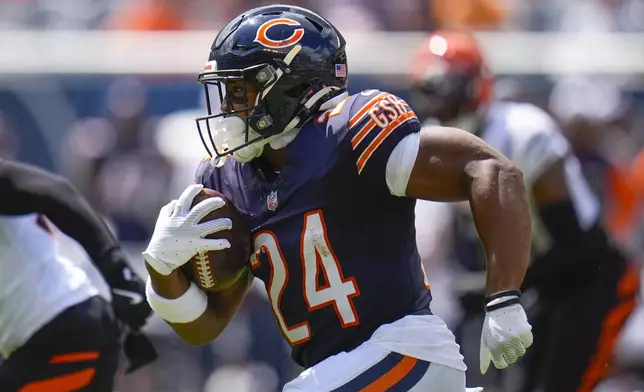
144;5;534;391
0;159;156;391
410;29;640;392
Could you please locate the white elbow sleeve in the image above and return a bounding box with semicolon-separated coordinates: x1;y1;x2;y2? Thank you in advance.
385;132;421;196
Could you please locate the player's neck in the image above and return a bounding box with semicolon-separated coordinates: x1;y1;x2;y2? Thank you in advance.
263;146;286;170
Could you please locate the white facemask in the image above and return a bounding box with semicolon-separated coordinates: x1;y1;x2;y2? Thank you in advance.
207;116;264;163
208;116;301;163
209;88;346;163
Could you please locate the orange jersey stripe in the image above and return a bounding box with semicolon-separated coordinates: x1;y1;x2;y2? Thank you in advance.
351;119;377;149
19;368;96;392
618;262;640;297
49;351;99;364
577;265;639;392
356;111;416;174
360;356;417;392
348;93;387;128
577;297;635;392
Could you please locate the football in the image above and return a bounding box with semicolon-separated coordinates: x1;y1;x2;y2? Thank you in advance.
182;188;252;292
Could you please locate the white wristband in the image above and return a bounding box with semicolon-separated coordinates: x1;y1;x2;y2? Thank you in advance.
145;278;208;323
486;295;519;307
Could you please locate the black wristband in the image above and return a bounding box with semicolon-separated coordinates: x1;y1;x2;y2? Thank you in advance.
484;289;522;312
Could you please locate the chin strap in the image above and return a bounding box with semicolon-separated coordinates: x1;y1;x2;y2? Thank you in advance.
319;91;349;111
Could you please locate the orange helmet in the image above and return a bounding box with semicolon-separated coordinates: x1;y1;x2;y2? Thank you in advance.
410;29;493;132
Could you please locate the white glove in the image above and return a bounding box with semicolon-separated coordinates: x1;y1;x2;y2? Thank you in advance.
143;184;233;275
480;292;533;374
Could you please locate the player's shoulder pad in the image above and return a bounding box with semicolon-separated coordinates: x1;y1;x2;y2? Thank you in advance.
499;101;562;146
493;101;569;182
343;89;420;174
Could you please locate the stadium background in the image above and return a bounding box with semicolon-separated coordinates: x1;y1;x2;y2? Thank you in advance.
0;0;643;391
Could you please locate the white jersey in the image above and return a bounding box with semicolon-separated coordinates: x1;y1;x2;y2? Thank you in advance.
479;101;600;254
0;214;98;358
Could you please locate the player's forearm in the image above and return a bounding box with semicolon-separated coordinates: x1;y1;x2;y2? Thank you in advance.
468;158;531;295
0;160;119;262
146;264;251;345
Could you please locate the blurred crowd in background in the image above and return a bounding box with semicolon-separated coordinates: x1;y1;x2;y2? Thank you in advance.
0;0;643;32
1;0;644;391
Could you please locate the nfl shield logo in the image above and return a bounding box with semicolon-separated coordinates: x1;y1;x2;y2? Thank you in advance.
267;190;278;211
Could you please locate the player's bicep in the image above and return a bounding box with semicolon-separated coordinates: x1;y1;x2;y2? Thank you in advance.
405;126;512;201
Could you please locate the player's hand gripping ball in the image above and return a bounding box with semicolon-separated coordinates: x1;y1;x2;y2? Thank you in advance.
182;188;252;291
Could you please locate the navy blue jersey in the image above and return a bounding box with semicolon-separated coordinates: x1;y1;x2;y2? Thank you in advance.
195;90;431;368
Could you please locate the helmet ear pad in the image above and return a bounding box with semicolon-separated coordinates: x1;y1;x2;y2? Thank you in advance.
250;77;311;137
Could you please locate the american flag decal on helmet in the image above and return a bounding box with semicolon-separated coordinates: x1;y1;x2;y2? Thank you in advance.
335;64;347;78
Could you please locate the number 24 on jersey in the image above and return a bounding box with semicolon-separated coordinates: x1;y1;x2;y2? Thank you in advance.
251;210;360;345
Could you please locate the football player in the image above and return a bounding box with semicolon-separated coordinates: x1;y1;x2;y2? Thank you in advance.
409;29;640;392
143;5;534;391
0;159;156;391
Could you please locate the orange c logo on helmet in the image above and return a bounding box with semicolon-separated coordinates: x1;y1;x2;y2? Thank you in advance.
254;18;304;49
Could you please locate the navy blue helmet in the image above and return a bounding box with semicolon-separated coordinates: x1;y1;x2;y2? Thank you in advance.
196;5;348;162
